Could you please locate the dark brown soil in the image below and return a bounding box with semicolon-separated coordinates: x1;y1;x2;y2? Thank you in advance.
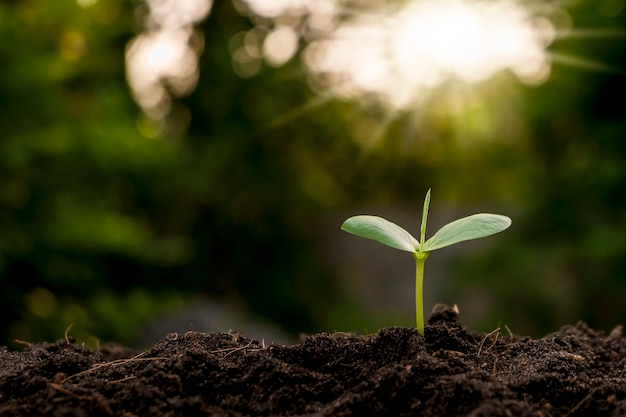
1;309;626;416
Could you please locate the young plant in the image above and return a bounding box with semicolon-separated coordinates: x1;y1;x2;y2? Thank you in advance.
341;189;511;336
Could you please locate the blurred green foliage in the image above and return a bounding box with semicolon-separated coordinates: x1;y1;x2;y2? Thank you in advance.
1;0;625;346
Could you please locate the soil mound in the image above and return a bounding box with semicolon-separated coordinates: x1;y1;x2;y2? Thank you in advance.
1;309;625;416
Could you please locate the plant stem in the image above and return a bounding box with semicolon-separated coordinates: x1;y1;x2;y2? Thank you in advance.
413;252;429;336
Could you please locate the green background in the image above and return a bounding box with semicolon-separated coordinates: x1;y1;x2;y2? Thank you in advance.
1;0;625;347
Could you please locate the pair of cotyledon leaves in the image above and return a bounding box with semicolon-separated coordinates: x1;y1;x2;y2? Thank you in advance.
342;212;511;254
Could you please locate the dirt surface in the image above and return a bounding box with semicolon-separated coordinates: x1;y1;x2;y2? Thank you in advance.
1;309;626;416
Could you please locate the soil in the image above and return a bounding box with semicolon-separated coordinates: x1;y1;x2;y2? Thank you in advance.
1;308;625;416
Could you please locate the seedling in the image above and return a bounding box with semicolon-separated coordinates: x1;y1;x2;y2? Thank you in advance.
341;189;511;336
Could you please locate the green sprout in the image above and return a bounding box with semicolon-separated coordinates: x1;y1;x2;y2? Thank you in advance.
341;189;511;336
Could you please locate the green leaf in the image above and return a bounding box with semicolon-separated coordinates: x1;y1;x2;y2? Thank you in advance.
423;213;511;252
341;215;420;253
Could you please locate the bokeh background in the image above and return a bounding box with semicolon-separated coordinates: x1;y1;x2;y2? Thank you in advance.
1;0;625;348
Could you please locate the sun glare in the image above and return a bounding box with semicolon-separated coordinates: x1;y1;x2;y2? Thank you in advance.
391;1;549;82
303;0;555;109
231;0;560;110
126;0;621;139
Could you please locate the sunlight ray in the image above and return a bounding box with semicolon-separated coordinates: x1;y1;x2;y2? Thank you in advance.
363;110;402;150
550;52;626;75
261;94;337;131
563;29;626;38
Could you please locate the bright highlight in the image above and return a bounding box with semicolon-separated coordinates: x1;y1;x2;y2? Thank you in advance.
304;0;555;109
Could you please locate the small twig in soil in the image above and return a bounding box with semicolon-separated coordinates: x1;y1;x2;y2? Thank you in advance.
565;390;595;416
477;327;500;357
64;323;74;344
61;351;168;383
433;350;465;357
504;325;514;342
491;345;499;377
110;375;137;384
49;382;91;401
210;340;261;359
49;382;114;414
476;327;502;376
